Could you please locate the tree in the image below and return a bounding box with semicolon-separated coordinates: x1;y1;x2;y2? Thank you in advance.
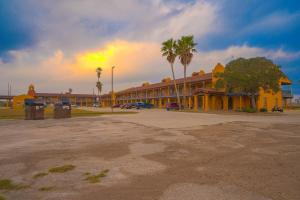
175;35;197;108
96;67;102;82
215;57;285;109
96;67;103;105
96;81;102;94
161;38;181;107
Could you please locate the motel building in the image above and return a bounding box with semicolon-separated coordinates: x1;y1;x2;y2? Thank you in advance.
1;84;97;109
101;63;293;112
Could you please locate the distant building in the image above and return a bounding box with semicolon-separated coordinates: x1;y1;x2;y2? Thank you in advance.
101;63;293;112
1;85;96;108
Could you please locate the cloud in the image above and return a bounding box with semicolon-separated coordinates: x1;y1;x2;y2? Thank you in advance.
189;45;300;74
0;40;168;94
242;11;300;33
1;0;300;95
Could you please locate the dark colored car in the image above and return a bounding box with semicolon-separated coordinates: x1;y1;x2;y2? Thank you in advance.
166;102;180;111
112;104;121;108
122;103;135;109
135;102;154;109
272;106;283;112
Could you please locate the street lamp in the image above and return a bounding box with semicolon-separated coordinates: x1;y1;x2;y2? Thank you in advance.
111;66;115;112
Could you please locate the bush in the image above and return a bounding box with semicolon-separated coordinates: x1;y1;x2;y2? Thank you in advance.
243;107;257;113
259;108;267;112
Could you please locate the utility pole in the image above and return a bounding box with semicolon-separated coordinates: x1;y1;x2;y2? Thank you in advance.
111;66;115;112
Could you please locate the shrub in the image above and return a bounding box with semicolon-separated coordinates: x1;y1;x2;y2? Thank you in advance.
259;108;267;112
243;107;257;113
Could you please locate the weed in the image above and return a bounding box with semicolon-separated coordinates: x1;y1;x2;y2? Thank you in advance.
33;172;49;179
38;186;54;191
0;195;5;200
0;179;29;190
84;169;109;183
49;165;75;173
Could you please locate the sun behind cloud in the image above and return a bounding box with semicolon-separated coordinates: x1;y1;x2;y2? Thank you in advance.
39;40;162;85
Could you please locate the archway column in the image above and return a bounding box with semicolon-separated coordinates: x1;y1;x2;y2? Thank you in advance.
193;95;198;111
223;96;228;111
204;94;209;112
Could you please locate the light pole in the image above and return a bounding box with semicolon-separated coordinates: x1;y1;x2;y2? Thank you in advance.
111;66;115;112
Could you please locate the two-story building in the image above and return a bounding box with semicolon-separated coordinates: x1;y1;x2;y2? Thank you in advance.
101;63;292;112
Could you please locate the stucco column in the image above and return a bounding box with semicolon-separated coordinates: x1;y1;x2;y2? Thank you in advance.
194;95;198;111
211;96;216;110
223;96;228;111
188;96;192;109
159;98;162;108
204;94;209;112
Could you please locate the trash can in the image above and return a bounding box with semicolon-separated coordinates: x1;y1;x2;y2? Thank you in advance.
24;99;45;120
54;99;71;119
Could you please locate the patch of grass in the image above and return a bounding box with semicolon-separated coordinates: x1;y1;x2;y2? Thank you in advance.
0;195;5;200
0;107;136;120
48;164;75;173
0;179;29;191
83;172;91;176
38;186;54;191
84;169;109;183
33;172;49;179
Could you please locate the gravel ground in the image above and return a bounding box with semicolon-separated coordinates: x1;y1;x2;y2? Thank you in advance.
0;109;299;200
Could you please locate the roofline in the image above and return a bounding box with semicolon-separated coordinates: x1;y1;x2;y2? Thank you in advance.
113;73;213;95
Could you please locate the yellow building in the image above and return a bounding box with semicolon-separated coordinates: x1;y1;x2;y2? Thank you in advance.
101;63;292;112
12;84;36;109
11;84;97;108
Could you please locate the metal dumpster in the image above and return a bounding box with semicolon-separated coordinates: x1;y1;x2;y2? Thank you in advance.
24;99;45;120
54;99;71;119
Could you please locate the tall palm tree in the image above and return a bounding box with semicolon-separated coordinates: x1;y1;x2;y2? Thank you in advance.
96;67;102;105
96;67;102;82
161;39;181;107
96;81;103;96
175;35;197;108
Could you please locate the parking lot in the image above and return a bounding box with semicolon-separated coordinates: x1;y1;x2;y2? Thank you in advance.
0;109;299;200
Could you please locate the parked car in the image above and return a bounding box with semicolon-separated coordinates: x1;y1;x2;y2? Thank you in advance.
166;102;180;111
120;104;127;109
135;102;154;109
123;103;136;109
112;104;121;108
272;106;283;112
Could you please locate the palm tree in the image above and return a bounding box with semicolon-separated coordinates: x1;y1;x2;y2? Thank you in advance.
175;35;197;108
96;81;103;96
96;67;102;82
96;67;102;105
161;39;181;107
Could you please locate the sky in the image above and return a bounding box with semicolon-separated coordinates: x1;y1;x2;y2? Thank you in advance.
0;0;300;95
